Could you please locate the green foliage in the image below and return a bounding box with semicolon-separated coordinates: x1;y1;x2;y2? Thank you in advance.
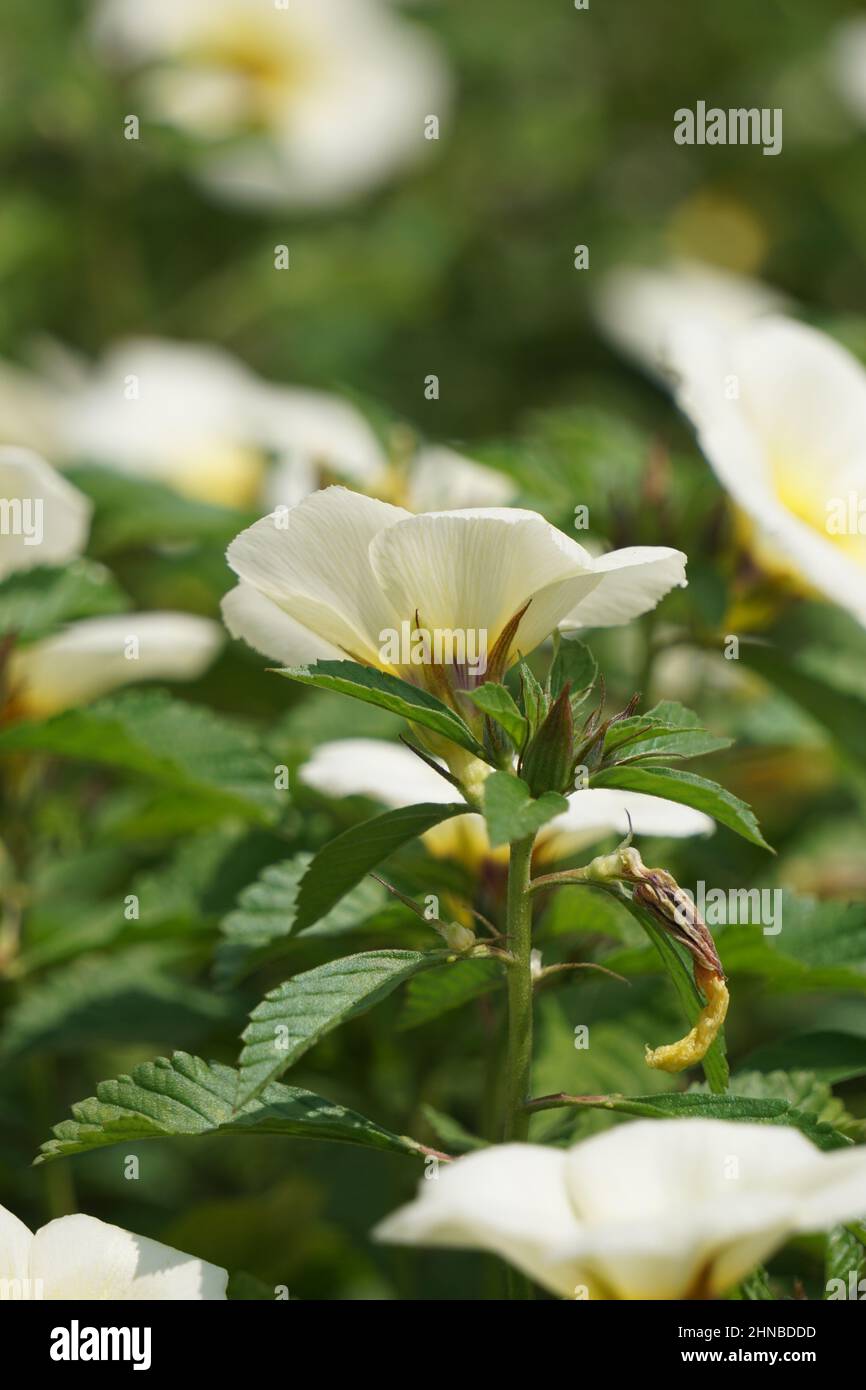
0;561;130;639
276;661;485;756
482;771;567;846
37;1053;429;1164
591;764;771;849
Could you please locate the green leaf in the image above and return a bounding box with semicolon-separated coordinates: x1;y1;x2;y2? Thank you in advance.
0;561;130;639
483;771;567;847
216;853;386;984
293;802;467;934
238;949;445;1103
603;716;732;762
398;957;503;1030
0;691;282;824
275;660;485;756
0;949;236;1059
68;465;247;553
740;640;866;770
741;1032;866;1085
700;1069;866;1143
550;637;597;700
36;1052;429;1165
542;1091;850;1151
591;764;771;850
618;892;729;1093
825;1227;866;1297
643;700;702;728
468;683;527;747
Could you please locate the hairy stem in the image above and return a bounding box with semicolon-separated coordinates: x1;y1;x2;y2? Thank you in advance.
502;834;535;1143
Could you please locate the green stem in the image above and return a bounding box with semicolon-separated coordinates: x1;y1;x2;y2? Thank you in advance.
502;834;535;1143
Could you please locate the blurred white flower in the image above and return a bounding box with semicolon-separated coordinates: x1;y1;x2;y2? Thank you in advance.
671;316;866;628
0;448;91;582
830;16;866;124
375;1118;866;1299
300;736;714;866
91;0;451;208
222;486;687;673
0;339;513;514
593;259;785;383
0;1202;226;1299
8;612;223;717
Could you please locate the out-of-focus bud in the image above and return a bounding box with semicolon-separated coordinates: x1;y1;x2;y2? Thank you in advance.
438;921;476;953
520;685;575;798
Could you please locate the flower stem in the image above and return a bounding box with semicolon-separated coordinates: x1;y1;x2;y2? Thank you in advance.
502;834;535;1143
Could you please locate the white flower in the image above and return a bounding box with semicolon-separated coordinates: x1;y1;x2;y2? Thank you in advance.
375;1118;866;1299
670;316;866;628
0;1203;226;1299
0;448;91;581
222;486;687;674
593;259;785;383
0;338;514;514
91;0;451;209
300;737;713;865
830;16;866;124
9;612;223;717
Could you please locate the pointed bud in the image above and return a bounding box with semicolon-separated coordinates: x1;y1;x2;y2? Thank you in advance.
520;684;575;798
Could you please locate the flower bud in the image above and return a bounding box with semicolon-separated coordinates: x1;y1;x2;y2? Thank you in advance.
520;685;575;798
439;921;476;953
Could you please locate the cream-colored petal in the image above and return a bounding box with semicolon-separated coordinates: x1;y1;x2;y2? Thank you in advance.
226;487;408;665
791;1146;866;1232
300;738;455;806
369;508;600;665
540;788;714;858
560;546;687;630
0;1202;34;1284
674;317;866;625
593;259;786;381
30;1214;227;1300
10;612;222;717
408;447;517;512
221;582;344;666
374;1143;583;1298
0;447;91;580
257;385;386;495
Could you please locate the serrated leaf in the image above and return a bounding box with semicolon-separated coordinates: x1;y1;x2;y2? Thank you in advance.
468;683;527;747
216;853;386;984
399;957;503;1029
238;949;444;1103
483;771;567;847
36;1052;429;1164
825;1227;866;1297
293;802;467;933
275;660;485;756
591;764;771;850
0;691;281;823
550;637;597;701
0;561;130;639
555;1092;851;1151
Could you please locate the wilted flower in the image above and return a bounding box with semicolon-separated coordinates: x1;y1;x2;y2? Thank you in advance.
0;1202;227;1299
90;0;451;209
375;1118;866;1299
